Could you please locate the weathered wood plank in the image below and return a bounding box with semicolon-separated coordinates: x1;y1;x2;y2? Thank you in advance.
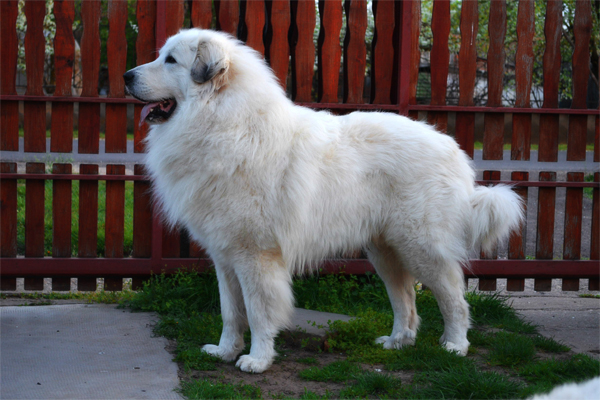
24;0;47;153
133;164;152;258
318;0;343;103
78;0;101;154
25;163;46;258
166;0;185;38
291;0;316;102
52;164;72;258
134;0;156;153
106;0;128;154
563;172;584;260
1;163;18;257
105;165;126;258
217;0;239;36
407;0;420;120
455;0;477;158
343;0;367;104
266;0;290;89
535;171;556;291
511;0;534;161
244;0;266;55
427;0;450;131
51;0;75;153
0;0;19;151
567;1;592;161
483;0;506;160
507;171;528;291
78;164;98;257
191;0;213;29
370;0;394;105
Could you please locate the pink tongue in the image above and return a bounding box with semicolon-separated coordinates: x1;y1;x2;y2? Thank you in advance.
139;102;161;127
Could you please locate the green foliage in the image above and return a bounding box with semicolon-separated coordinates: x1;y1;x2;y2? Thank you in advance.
125;270;220;315
386;341;474;372
339;372;402;399
518;354;600;386
409;363;524;400
296;357;319;365
327;310;393;352
174;344;221;371
532;335;570;353
487;331;537;367
181;379;261;400
584;174;595;200
299;360;362;383
294;273;390;316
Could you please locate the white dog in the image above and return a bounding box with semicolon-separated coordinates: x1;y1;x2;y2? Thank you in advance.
124;29;524;373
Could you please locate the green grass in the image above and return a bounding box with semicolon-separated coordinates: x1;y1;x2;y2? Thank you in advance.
299;360;362;382
579;293;600;299
121;271;600;400
3;289;137;303
296;357;319;365
18;128;134;141
339;371;402;399
487;331;536;367
408;363;524;399
180;379;261;399
16;178;134;257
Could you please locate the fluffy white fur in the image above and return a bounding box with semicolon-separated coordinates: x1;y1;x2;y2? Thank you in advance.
125;29;524;373
528;377;600;400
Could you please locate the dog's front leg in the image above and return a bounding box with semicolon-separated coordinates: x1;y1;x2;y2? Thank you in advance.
202;263;248;361
234;252;294;373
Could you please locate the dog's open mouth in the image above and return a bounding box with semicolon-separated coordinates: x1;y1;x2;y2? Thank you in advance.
139;99;177;126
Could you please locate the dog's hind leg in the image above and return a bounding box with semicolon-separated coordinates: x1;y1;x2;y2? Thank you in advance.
367;239;420;350
202;262;248;362
234;250;294;373
418;261;470;356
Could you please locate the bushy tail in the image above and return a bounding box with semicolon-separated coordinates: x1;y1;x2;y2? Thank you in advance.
470;185;525;254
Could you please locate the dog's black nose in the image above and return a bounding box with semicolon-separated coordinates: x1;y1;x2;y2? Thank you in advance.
123;70;135;86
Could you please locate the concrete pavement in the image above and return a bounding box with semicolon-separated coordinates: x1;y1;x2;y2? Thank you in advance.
1;296;599;399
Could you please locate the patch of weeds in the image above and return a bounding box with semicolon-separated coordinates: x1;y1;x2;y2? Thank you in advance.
124;270;220;316
409;363;523;399
495;315;538;334
180;379;261;399
466;292;519;326
339;371;402;399
154;312;222;345
175;344;221;371
518;354;600;387
299;360;362;382
327;310;393;352
296;357;319;365
532;335;570;353
294;273;391;315
584;174;594;199
298;388;332;399
385;341;474;372
467;329;492;347
579;293;600;299
487;331;536;367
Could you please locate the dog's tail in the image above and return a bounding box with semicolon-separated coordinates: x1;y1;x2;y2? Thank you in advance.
469;184;525;254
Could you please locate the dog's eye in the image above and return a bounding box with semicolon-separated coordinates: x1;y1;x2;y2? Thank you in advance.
165;55;177;64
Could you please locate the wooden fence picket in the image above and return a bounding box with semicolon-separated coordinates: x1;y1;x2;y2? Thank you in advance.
0;0;597;292
0;0;19;151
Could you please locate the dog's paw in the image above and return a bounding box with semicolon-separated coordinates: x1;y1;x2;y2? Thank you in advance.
202;344;239;362
375;330;416;350
235;354;272;373
442;340;469;356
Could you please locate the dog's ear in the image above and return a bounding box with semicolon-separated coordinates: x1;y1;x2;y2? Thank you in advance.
191;40;229;86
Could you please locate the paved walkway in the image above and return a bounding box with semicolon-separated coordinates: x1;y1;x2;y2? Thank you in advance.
0;297;598;399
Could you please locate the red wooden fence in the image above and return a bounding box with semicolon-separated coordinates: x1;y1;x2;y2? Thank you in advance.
1;0;598;292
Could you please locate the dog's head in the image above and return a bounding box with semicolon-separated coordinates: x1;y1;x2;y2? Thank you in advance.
124;29;234;126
